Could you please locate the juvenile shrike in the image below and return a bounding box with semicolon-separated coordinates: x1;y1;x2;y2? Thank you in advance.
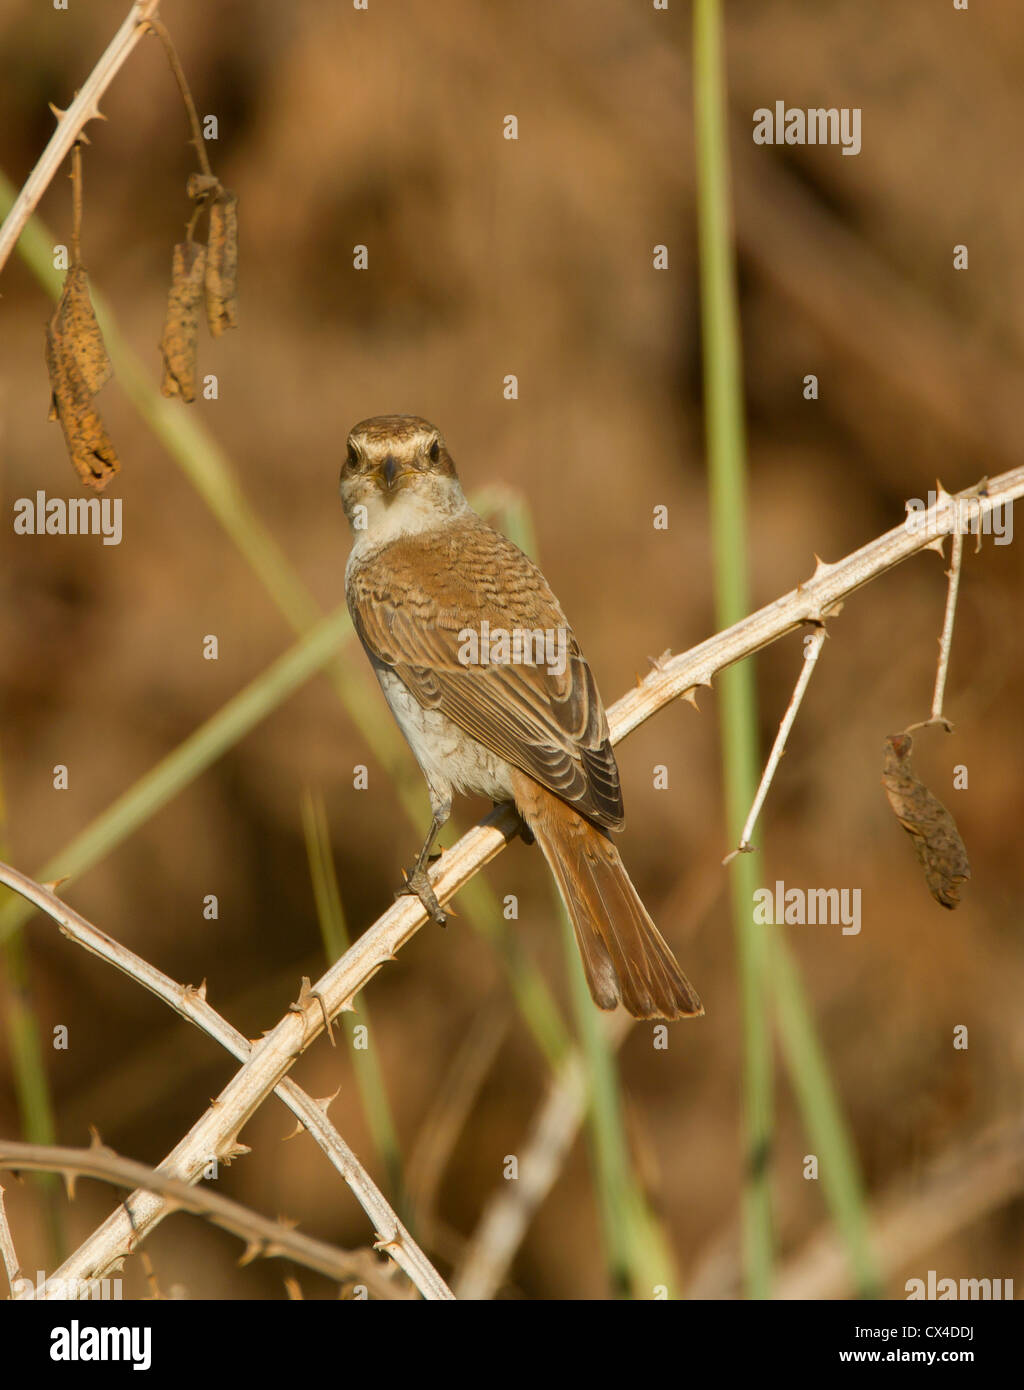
340;414;702;1021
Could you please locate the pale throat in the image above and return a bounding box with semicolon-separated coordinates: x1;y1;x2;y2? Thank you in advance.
347;475;471;556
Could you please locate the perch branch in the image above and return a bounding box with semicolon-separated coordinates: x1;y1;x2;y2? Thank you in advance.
0;862;451;1302
17;467;1024;1299
0;0;162;274
0;1139;409;1298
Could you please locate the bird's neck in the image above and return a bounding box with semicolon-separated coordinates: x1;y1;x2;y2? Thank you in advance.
347;477;472;562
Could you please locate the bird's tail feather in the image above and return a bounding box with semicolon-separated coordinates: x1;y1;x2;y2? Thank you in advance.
512;772;702;1020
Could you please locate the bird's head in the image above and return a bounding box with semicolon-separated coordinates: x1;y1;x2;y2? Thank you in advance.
340;415;465;538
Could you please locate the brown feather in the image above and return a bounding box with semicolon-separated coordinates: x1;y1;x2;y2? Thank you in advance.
348;515;624;829
510;769;703;1020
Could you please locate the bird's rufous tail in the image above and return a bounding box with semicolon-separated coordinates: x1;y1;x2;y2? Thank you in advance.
510;770;703;1020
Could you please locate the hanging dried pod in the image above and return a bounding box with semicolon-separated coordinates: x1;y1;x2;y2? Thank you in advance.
52;263;113;396
881;732;971;909
204;189;238;337
45;320;120;489
160;240;207;401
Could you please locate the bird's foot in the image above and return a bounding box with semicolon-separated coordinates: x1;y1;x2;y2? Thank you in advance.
396;864;447;927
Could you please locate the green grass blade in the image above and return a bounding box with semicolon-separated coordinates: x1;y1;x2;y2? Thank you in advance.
693;0;774;1297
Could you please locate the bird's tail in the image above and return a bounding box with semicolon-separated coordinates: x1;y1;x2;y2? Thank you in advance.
510;771;703;1020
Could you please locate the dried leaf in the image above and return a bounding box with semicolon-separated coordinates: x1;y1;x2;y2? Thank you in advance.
53;264;112;396
204;190;238;337
160;241;206;401
45;322;120;489
882;733;970;909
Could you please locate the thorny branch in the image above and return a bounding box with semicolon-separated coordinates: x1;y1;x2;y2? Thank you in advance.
7;469;1024;1300
0;1139;411;1299
0;0;162;274
0;863;452;1302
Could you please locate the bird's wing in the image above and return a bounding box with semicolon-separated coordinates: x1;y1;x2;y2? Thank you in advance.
347;520;624;829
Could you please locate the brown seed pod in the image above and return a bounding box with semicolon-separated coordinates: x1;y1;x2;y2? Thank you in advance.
53;263;113;396
160;240;207;401
204;190;238;337
45;322;120;489
882;732;971;909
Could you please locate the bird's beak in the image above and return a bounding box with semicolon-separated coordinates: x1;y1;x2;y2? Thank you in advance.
382;455;402;492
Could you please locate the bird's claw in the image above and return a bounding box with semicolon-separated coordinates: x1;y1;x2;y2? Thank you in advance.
396;866;447;927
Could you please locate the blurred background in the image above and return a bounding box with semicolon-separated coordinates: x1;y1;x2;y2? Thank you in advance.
0;0;1021;1299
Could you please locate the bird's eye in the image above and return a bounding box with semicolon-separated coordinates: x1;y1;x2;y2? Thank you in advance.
428;438;441;463
346;442;360;470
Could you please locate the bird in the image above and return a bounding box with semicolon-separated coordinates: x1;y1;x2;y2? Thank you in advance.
339;414;702;1021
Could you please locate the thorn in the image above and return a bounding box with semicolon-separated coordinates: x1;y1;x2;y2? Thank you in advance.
682;687;700;710
648;648;673;672
63;1172;77;1201
42;875;70;895
48;103;68;123
238;1240;263;1268
290;977;315;1014
221;1142;252;1165
315;1087;341;1116
184;979;208;1002
88;1125;107;1151
281;1121;306;1142
924;536;947;556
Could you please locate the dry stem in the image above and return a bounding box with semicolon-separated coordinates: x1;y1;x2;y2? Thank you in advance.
0;0;162;274
724;623;828;863
930;524;964;726
0;1139;407;1298
141;17;214;181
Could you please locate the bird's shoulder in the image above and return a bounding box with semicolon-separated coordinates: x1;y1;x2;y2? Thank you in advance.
348;512;567;630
